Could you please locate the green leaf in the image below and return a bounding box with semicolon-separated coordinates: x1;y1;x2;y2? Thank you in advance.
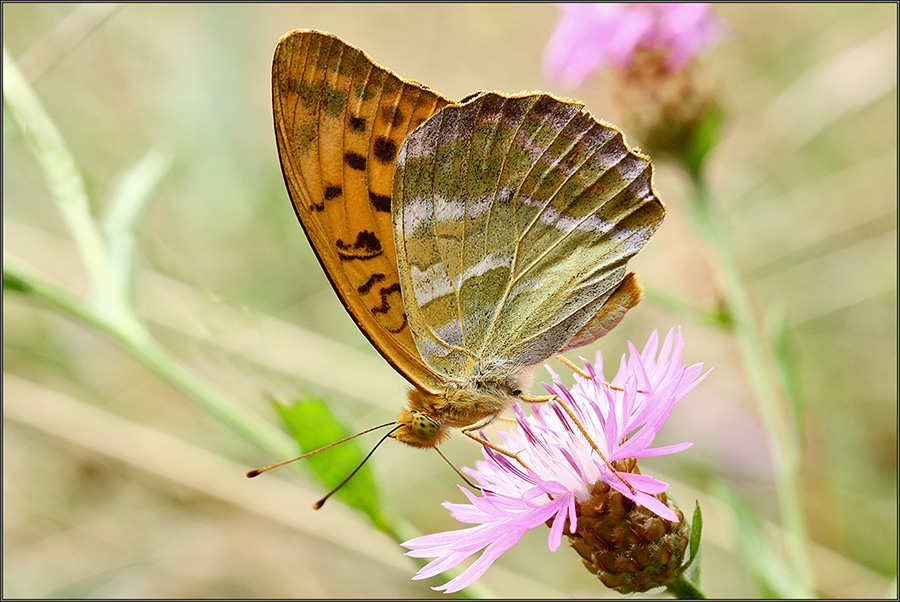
664;501;706;601
272;397;392;533
684;501;703;583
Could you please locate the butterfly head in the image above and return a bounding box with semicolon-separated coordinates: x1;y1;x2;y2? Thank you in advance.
391;388;452;448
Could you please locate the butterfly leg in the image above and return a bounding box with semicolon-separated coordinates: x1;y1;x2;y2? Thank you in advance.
556;355;592;379
518;393;556;404
462;424;536;474
555;354;645;394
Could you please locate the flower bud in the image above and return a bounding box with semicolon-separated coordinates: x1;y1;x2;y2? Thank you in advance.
564;459;690;593
612;47;719;161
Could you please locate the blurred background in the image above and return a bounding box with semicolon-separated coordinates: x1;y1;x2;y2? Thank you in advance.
3;3;896;598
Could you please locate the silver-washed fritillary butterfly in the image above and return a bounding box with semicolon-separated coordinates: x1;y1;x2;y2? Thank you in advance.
272;30;664;450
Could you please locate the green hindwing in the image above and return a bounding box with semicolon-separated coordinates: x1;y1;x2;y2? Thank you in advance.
392;92;664;379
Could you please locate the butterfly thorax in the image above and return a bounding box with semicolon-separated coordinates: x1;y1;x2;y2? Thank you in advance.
392;369;531;448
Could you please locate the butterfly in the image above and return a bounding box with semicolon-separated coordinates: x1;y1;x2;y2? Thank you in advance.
272;30;664;451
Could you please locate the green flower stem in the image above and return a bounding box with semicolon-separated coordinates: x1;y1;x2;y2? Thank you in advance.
5;257;297;462
685;175;814;594
665;574;706;599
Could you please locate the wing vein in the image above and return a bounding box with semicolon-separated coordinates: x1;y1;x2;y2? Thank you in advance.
475;96;540;357
478;98;583;355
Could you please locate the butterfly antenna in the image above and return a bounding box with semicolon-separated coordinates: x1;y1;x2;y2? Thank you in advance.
313;425;402;510
433;446;482;490
246;421;397;478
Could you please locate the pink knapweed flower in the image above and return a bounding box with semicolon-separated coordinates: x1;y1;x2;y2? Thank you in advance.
543;3;721;88
402;328;710;593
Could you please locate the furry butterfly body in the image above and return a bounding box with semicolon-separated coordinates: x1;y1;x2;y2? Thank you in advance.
273;30;664;448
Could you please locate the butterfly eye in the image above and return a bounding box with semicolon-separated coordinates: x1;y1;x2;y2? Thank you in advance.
411;412;440;440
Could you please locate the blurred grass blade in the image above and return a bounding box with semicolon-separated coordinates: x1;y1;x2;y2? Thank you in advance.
102;150;171;303
273;397;392;533
18;4;121;82
643;285;733;328
719;486;810;597
2;45;110;300
766;308;805;439
3;263;30;294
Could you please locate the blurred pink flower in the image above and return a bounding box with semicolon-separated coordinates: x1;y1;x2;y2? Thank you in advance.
401;328;710;593
543;3;721;88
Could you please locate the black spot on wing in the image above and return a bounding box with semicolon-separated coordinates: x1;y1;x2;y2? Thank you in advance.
381;105;405;127
324;185;342;200
344;151;367;171
373;136;398;163
348;115;367;132
369;190;391;212
280;74;304;97
336;230;382;260
371;282;402;314
358;273;386;295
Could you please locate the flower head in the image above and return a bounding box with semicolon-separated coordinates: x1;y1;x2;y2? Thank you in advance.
402;328;710;593
543;3;721;88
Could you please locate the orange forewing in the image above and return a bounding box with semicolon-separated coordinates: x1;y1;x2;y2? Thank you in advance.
273;30;451;393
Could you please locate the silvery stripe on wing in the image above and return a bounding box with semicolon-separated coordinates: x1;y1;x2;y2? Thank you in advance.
466;195;493;219
410;261;455;306
494;187;514;204
409;249;510;306
432;193;494;223
582;139;629;172
432;316;464;347
417;334;453;360
403;193;495;233
404;187;640;237
401;195;433;234
508;275;542;303
614;153;649;182
608;220;656;246
456;249;511;289
514;127;553;163
417;319;465;358
433;192;465;224
515;194;617;234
